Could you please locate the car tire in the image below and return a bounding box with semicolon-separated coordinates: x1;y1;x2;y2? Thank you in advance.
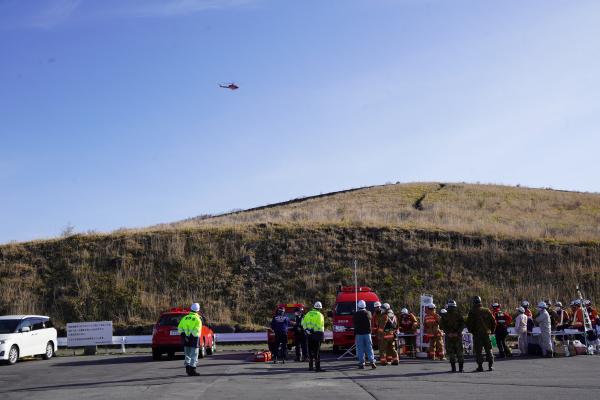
42;341;54;360
7;345;19;365
206;337;215;355
152;348;162;361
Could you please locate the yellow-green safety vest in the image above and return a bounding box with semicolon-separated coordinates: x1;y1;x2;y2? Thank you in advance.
302;310;325;332
177;312;202;337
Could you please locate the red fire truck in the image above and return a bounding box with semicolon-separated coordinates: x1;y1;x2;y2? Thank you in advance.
331;286;380;352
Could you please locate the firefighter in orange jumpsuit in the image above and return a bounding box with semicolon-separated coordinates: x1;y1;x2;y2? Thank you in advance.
424;304;444;360
584;300;599;328
379;307;399;365
372;301;383;356
398;308;419;358
570;300;585;331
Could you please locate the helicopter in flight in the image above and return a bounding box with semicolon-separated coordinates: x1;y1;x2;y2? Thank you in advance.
219;82;239;90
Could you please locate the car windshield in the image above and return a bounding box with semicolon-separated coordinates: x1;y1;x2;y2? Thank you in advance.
158;314;184;327
0;319;20;333
335;301;376;315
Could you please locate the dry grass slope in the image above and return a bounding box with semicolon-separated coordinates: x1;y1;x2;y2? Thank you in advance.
159;183;600;243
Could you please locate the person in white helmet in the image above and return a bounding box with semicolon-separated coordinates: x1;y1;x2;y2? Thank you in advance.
371;301;383;336
535;302;553;357
177;303;202;376
514;307;528;356
302;301;326;372
352;300;377;369
398;308;418;358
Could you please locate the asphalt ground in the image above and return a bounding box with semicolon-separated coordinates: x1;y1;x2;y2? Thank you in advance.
1;351;599;400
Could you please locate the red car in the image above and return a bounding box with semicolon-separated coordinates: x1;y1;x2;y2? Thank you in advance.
267;303;305;354
152;308;216;361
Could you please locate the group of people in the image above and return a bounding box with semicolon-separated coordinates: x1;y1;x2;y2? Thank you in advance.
177;296;598;376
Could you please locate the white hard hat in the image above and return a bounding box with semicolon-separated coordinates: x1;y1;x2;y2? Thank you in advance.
440;308;447;314
537;301;547;309
521;300;529;307
374;301;382;308
357;300;366;309
314;301;323;309
382;303;390;310
584;299;591;306
191;303;200;312
574;299;581;306
517;307;525;313
401;308;409;314
491;303;500;308
555;301;563;307
447;300;457;308
427;303;436;309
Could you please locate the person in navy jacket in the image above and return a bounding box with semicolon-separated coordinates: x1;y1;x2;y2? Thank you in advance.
271;307;290;363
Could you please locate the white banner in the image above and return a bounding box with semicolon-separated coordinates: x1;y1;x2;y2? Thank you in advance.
67;321;113;347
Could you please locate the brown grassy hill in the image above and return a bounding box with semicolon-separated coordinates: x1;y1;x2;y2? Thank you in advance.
159;183;600;243
1;183;600;331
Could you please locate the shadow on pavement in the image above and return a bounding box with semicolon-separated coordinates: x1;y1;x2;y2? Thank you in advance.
54;355;155;367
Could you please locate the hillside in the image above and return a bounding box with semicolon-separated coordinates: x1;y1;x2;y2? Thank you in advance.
1;182;600;331
160;183;600;243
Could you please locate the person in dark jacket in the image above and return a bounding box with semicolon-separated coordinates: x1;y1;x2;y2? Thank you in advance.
440;300;465;373
466;296;496;372
270;307;290;363
292;307;308;362
353;300;377;369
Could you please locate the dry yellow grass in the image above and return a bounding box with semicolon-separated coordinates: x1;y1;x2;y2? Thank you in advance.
157;183;600;243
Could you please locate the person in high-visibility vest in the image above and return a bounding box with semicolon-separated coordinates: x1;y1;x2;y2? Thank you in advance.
302;302;326;372
177;303;202;376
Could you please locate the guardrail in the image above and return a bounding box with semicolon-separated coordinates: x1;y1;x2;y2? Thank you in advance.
57;331;334;347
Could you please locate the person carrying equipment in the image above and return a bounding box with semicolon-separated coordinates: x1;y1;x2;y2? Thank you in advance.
514;307;528;356
424;304;444;360
466;296;496;372
491;303;512;358
302;302;326;372
270;306;290;364
398;308;419;358
177;303;202;376
292;306;308;362
535;302;553;357
353;300;377;369
440;300;465;372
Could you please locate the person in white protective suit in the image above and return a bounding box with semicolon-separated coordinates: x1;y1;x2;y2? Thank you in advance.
535;302;553;357
514;307;528;356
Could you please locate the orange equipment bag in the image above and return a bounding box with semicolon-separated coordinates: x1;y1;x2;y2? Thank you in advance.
254;351;272;362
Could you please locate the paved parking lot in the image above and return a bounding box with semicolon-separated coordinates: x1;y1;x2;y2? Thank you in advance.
1;351;599;400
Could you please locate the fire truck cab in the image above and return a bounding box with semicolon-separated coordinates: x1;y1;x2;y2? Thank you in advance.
331;286;380;352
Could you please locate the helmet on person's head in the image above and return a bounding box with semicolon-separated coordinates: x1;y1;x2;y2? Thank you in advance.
374;301;382;308
555;301;563;308
517;307;525;313
427;303;436;309
472;296;482;305
295;306;304;312
521;300;530;307
537;301;547;309
357;300;366;309
574;299;582;306
191;303;200;312
584;300;592;306
491;303;500;309
447;300;457;308
401;308;409;315
440;308;447;314
382;303;390;310
314;301;323;309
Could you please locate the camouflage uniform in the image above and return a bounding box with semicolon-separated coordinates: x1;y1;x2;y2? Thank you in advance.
466;303;496;371
440;307;465;372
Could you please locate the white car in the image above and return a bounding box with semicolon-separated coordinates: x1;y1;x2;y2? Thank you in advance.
0;315;58;365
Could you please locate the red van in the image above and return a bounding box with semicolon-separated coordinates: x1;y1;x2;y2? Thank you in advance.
331;286;380;352
151;308;216;361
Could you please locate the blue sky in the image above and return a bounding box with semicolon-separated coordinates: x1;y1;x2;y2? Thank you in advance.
1;0;599;243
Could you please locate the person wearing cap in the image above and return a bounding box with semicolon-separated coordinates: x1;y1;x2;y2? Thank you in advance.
570;300;585;330
292;306;308;362
424;303;444;360
514;307;528;356
177;303;202;376
466;296;496;372
535;302;553;357
398;308;419;358
440;300;465;372
379;306;399;365
554;302;570;330
302;301;326;372
353;300;377;369
491;303;512;358
270;306;290;364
